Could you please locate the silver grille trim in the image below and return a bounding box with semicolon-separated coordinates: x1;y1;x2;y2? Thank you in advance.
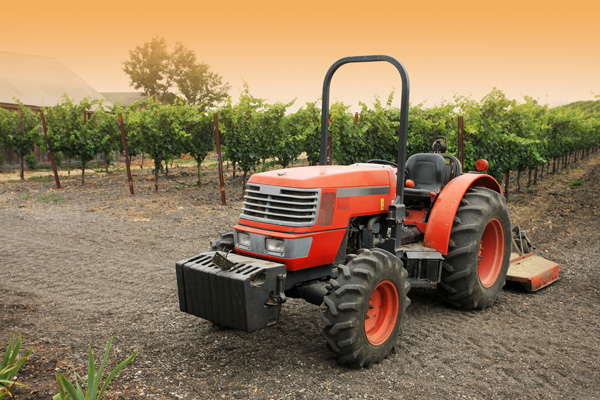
241;184;321;227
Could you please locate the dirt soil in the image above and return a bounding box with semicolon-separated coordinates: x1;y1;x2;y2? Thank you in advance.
1;153;599;400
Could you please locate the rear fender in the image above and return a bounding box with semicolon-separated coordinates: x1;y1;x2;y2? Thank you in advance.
423;173;502;255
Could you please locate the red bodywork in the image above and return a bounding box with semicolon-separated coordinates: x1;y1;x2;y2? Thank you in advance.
234;164;502;270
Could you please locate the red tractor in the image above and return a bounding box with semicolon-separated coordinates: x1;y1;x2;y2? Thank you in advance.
176;55;512;368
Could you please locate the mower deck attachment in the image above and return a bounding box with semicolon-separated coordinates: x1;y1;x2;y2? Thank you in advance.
507;253;559;292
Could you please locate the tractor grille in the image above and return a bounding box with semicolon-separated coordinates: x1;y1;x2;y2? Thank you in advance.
241;184;321;227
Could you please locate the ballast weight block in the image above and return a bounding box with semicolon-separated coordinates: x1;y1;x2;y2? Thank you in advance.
176;251;286;332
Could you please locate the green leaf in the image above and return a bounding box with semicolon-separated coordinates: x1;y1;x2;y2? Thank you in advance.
96;350;138;400
58;374;81;400
87;345;96;400
54;374;66;400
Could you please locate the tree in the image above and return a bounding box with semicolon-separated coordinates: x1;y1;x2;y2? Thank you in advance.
219;85;263;193
179;107;215;186
44;97;103;185
3;102;41;179
135;99;190;192
88;104;121;172
357;93;402;163
293;101;321;165
329;101;360;165
254;101;293;169
123;37;229;108
0;107;13;150
122;37;171;100
175;61;230;110
0;107;15;169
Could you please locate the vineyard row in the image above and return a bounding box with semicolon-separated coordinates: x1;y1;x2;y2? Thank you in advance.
1;89;599;195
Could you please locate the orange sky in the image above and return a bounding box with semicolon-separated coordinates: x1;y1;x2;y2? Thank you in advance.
2;0;599;110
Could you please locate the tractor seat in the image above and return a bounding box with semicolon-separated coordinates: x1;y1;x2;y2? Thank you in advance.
404;153;446;199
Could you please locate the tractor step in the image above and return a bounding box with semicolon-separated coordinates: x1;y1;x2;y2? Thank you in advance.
507;253;559;292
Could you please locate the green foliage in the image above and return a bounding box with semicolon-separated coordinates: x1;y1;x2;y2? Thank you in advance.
175;60;230;110
36;193;65;202
123;36;229;108
255;101;294;167
452;90;549;181
556;99;600;116
117;105;143;158
122;36;172;99
218;84;264;180
356;94;400;163
544;107;591;163
134;98;192;190
330;101;362;165
53;151;64;167
277;105;307;168
0;108;13;149
44;96;109;184
20;192;64;201
88;105;121;171
179;106;215;185
569;179;583;187
291;101;321;165
0;102;42;178
4;101;41;158
2;88;598;193
24;153;38;169
408;102;455;158
53;337;137;400
1;334;33;399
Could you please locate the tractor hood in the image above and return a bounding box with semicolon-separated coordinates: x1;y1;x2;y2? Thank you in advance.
248;165;396;190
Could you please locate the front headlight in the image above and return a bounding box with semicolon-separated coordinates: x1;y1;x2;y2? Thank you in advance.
265;238;285;254
237;232;251;248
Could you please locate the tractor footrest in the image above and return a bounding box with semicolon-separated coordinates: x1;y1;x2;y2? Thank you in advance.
176;251;287;332
507;252;559;292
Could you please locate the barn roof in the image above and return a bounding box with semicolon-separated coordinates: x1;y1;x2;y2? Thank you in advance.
100;92;147;107
0;51;109;109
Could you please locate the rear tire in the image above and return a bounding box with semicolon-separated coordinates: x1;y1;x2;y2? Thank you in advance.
322;248;410;368
210;232;234;252
437;187;511;309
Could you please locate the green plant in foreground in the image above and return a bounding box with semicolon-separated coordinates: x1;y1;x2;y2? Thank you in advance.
54;337;137;400
569;179;583;187
1;334;33;399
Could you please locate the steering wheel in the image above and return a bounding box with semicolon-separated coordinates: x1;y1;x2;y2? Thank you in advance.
366;159;398;168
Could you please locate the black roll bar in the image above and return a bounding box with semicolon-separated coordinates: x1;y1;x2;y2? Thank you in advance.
319;55;410;216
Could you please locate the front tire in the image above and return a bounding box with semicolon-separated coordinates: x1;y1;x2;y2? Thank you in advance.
437;187;511;309
322;248;410;368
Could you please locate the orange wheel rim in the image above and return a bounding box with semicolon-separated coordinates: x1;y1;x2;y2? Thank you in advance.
365;280;399;345
478;218;505;288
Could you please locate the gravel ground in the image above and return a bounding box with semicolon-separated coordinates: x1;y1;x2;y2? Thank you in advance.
1;153;599;400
